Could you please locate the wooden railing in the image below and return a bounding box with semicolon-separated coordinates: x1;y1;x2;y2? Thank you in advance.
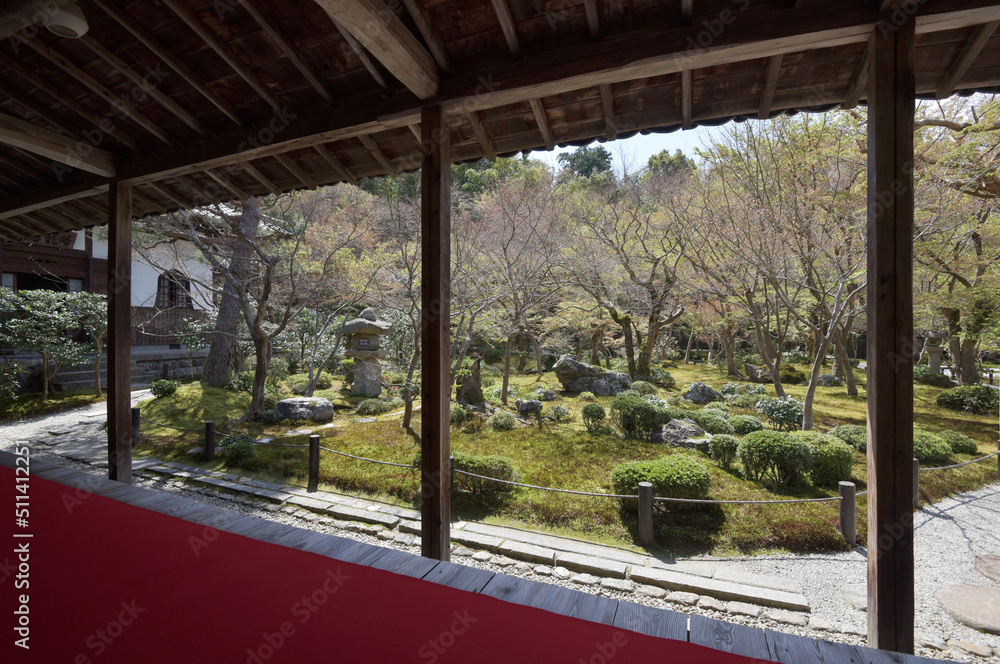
131;307;206;346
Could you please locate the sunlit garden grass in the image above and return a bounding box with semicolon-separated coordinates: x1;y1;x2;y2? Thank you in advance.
0;389;104;423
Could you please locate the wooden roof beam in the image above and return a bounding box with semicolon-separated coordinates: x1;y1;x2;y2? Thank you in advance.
0;111;116;177
132;188;168;215
147;182;195;211
681;70;693;129
274;153;319;189
584;0;601;39
528;98;555;150
599;84;617;140
204;169;250;202
936;21;1000;98
844;43;870;109
4;215;49;239
313;145;358;185
176;175;221;208
681;0;693;23
0;0;42;42
239;161;281;197
333;18;389;90
160;0;287;116
314;0;439;99
236;0;334;103
491;0;523;57
0;80;76;137
358;135;398;177
401;0;452;74
15;37;172;145
758;54;783;119
90;0;244;127
465;112;497;161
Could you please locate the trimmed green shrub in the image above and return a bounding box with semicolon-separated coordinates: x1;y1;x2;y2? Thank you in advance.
462;412;487;434
936;385;999;415
450;403;467;425
687;409;735;435
534;387;557;401
729;414;764;436
489;411;516;431
709;434;740;471
913;429;953;466
756;396;804;431
727;392;764;409
937;430;978;455
720;382;740;396
829;424;867;453
913;364;952;387
616;389;641;399
227;370;255;393
651;368;676;389
452;453;518;495
339;358;355;383
779;364;806;385
703;401;731;415
551;405;571;421
217;433;257;462
150;379;180;398
610;395;668;439
582;403;606;433
290;371;335;394
484;384;519;403
579;391;596;401
261;409;283;425
355;397;403;416
792;431;854;487
737;430;813;485
631;381;657;396
610;456;711;509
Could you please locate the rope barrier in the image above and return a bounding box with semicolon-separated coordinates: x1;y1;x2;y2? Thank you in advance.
452;469;637;498
653;494;841;505
920;449;1000;472
318;445;417;470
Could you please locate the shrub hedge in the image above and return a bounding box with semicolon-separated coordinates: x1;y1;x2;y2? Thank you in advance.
912;429;953;466
936;385;999;415
829;424;867;453
729;414;764;436
738;430;812;485
708;434;740;471
792;431;854;487
610;455;711;510
936;430;978;455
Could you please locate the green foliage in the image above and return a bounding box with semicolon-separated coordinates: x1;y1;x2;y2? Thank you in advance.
756;396;804;431
829;424;868;452
616;389;640;398
650;368;676;389
217;433;257;462
727;392;764;409
534;387;557;401
462;412;487;434
227;371;255;393
703;401;731;414
558;145;612;178
489;411;516;431
0;362;23;409
610;456;711;509
647;149;696;178
581;403;607;433
579;391;596;401
936;430;978;455
792;431;854;487
355;397;403;416
779;364;806;385
485;383;519;404
452;452;518;495
150;380;180;399
261;409;283;425
913;429;953;466
551;405;571;421
729;414;764;436
450;403;467;425
631;381;657;395
610;395;668;439
936;385;999;415
709;435;740;471
913;364;952;387
687;409;735;435
290;371;334;395
339;358;355;383
738;430;813;485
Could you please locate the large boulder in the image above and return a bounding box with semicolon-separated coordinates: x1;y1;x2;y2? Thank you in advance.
744;363;771;384
651;419;710;452
515;399;543;418
552;355;631;396
276;397;334;422
682;382;724;405
817;374;843;387
351;358;382;397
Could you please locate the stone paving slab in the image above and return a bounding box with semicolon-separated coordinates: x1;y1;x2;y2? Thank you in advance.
450;529;503;552
628;566;810;611
975;554;1000;583
463;522;648;566
287;495;335;511
498;540;556;565
399;519;421;535
648;559;716;578
936;584;1000;635
321;503;399;528
377;505;422;520
713;567;803;594
555;552;627;579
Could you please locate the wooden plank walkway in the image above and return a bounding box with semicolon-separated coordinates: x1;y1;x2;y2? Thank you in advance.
2;453;951;664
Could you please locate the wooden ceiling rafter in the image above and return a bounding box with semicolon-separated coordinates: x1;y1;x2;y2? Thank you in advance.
33;205;79;229
5;215;49;239
16;35;173;145
401;0;453;74
332;18;390;90
357;134;398;176
204;168;250;201
844;42;870;109
68;196;109;219
465;111;497;160
936;20;1000;98
528;98;556;150
584;0;601;39
0;79;77;137
159;0;286;116
131;188;168;215
238;161;281;196
147;181;196;210
0;149;46;183
491;0;523;58
314;0;440;99
681;69;693;129
273;153;319;189
313;144;358;185
0;110;117;176
758;54;783;119
0;51;141;151
175;175;220;208
89;0;244;127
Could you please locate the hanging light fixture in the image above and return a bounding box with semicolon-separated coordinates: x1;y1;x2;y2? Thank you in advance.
44;1;89;39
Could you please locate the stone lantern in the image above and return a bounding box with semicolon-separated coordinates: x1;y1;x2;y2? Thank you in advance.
343;307;392;397
925;336;945;374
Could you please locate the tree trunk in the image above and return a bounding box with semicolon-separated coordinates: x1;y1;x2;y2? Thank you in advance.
683;329;694;364
834;335;858;396
636;317;663;381
528;330;544;379
450;311;477;386
93;338;103;399
608;310;635;377
802;331;837;430
590;329;601;365
600;344;612;368
202;197;261;387
501;333;515;405
402;329;420;429
247;334;271;421
721;323;739;377
516;333;528;373
706;330;715;363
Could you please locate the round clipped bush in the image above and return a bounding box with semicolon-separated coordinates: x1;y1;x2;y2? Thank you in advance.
579;391;596;401
489;411;516;431
551;405;571;421
720;382;740;396
913;365;952;387
450;403;467;425
217;433;257;462
688;409;735;435
936;385;999;415
631;381;657;396
936;430;978;455
737;430;813;485
729;414;764;436
703;401;731;415
355;397;403;416
792;431;854;487
462;412;487;434
610;395;668;439
452;453;518;495
756;396;804;431
610;455;711;510
150;379;180;398
708;434;740;471
261;409;283;425
726;392;764;409
534;387;557;401
651;368;676;389
829;424;867;453
913;429;953;466
582;403;607;433
616;389;641;399
227;370;255;393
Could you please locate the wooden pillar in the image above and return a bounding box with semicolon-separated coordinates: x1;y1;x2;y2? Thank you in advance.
107;182;133;484
420;105;451;561
865;14;915;654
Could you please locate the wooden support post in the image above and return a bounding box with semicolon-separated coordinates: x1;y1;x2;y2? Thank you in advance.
866;12;915;655
309;434;320;491
131;407;140;448
107;182;132;484
912;459;920;509
638;481;654;546
204;421;215;461
420;104;451;562
839;481;856;546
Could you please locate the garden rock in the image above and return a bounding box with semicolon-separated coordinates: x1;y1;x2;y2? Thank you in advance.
744;364;771;384
552;355;631;396
515;399;543;419
456;357;485;407
935;584;1000;634
975;554;1000;583
275;397;334;422
682;382;724;404
651;419;709;452
817;374;843;387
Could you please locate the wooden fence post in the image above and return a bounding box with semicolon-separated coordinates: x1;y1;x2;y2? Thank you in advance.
839;481;856;546
913;458;920;509
638;481;654;546
204;421;215;461
131;408;140;448
309;434;320;490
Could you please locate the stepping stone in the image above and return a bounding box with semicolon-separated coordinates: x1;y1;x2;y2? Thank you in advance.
472;551;492;563
534;566;553;576
601;578;635;593
727;602;762;618
571;573;600;586
843;583;867;611
765;610;808;627
452;546;473;557
666;591;699;606
354;418;376;423
809;617;834;632
936;584;1000;634
975;554;1000;583
637;585;667;599
915;631;947;651
946;639;994;658
552;567;572;580
697;597;725;612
